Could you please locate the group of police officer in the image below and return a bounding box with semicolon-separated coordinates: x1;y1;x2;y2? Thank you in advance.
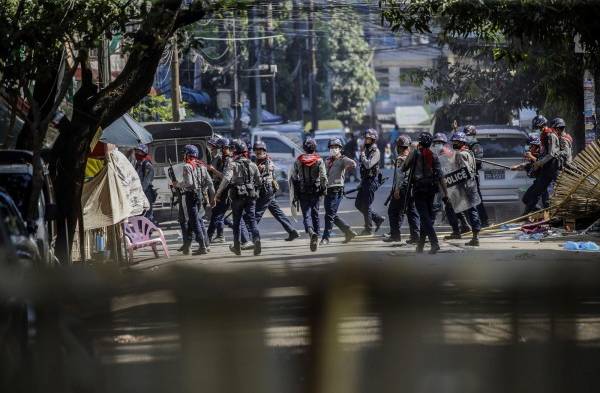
169;115;572;256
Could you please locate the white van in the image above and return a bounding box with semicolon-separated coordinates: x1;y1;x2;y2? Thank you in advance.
142;121;213;221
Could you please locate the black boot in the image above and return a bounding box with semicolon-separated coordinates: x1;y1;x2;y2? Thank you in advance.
309;229;318;252
429;244;441;254
444;232;462;240
374;216;385;233
284;230;300;241
465;230;480;247
343;229;357;244
383;234;401;243
192;247;207;255
229;243;241;256
253;239;262;256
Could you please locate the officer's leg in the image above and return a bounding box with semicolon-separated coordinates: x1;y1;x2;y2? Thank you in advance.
332;192;351;234
464;206;481;246
231;199;243;249
445;203;461;235
208;198;226;239
254;191;271;225
425;194;440;250
242;199;260;243
387;197;401;240
185;193;203;250
322;194;333;240
178;202;191;253
406;197;420;242
354;185;369;230
299;197;312;233
311;195;320;236
368;180;384;228
267;199;296;235
475;176;489;226
414;194;429;251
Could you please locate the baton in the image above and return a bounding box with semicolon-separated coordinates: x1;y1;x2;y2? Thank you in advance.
476;159;513;170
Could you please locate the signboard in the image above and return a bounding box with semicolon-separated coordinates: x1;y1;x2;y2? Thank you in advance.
444;167;472;188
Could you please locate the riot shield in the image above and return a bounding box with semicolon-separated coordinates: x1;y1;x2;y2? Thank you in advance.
437;148;481;213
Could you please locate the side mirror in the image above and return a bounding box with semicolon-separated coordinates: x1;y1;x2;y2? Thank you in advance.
45;203;58;221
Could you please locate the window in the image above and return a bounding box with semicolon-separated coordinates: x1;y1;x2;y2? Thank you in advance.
479;137;528;158
0;173;32;216
262;137;293;154
0;200;27;237
153;144;178;164
316;139;329;153
375;67;390;100
399;68;421;88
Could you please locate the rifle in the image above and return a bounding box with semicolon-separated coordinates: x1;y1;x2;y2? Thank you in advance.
476;158;513;170
167;159;182;216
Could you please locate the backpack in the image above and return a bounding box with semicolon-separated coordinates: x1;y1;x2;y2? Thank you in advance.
297;161;322;195
233;159;257;199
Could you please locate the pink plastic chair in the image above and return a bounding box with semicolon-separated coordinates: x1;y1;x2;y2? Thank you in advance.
123;216;170;263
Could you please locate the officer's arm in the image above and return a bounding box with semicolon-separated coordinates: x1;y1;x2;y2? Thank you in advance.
141;163;154;190
253;164;262;186
319;160;328;192
204;168;216;200
361;149;380;169
537;134;560;166
401;150;415;171
343;156;357;170
215;164;233;198
180;165;194;189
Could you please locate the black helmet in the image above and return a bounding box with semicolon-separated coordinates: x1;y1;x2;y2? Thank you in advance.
532;115;548;129
364;128;378;141
396;135;411;148
303;138;317;153
433;132;448;144
550;117;566;129
216;138;230;149
463;125;477;136
253;140;267;151
231;139;248;154
418;132;433;148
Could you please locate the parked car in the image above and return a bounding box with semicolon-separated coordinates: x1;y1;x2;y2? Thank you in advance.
0;188;40;264
475;125;533;204
142;121;214;220
0;150;58;264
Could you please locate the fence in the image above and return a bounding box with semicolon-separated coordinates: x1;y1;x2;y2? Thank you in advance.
2;253;600;393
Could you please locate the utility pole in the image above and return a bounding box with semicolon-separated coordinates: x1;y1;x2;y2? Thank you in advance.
98;35;111;88
249;6;262;127
308;0;319;132
293;0;304;123
232;15;242;137
170;36;181;122
266;2;277;114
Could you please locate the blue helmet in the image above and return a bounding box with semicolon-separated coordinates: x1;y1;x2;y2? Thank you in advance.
396;134;411;148
328;138;344;148
418;132;433;147
230;139;247;154
433;132;448;144
527;135;541;146
253;140;267;151
208;137;219;148
364;128;378;141
303;137;317;153
135;143;148;154
550;117;566;129
450;132;468;144
216;138;230;149
463;125;477;136
184;144;199;158
532;115;548;129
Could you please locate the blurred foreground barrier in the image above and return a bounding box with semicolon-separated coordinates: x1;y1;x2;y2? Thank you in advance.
2;254;600;393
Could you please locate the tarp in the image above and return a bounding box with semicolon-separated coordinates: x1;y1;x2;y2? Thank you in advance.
100;114;153;147
437;148;481;213
81;150;148;230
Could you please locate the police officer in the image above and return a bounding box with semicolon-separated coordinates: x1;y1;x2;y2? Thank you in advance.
134;144;157;223
173;145;215;255
252;141;300;241
464;125;489;227
527;115;562;213
384;135;420;244
511;135;541;174
292;137;327;252
446;132;482;246
356;129;385;235
215;140;262;256
207;137;231;243
321;138;357;245
402;132;450;254
552;117;573;167
207;137;220;163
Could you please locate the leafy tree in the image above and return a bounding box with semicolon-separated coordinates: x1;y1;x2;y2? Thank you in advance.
380;0;600;150
130;95;190;122
0;0;242;263
323;10;379;126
